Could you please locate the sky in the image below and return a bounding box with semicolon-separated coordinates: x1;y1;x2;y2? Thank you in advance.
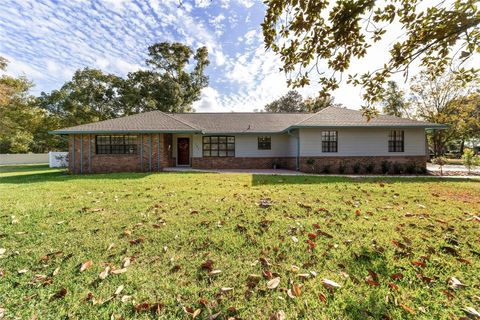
0;0;469;112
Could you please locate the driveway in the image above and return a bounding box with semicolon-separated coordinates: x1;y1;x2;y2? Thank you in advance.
427;163;480;174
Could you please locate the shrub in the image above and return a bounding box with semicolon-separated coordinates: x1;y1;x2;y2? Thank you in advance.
392;162;404;174
462;148;480;174
381;160;391;174
405;162;417;174
338;162;347;174
352;162;361;174
321;164;331;174
432;156;447;176
364;162;375;174
305;158;316;172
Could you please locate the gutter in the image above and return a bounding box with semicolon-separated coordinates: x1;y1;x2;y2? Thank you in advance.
49;129;202;135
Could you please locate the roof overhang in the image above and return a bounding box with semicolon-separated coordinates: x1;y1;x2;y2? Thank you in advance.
286;124;449;130
49;129;202;135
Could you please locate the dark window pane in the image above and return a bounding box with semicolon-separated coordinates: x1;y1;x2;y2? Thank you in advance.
202;136;235;157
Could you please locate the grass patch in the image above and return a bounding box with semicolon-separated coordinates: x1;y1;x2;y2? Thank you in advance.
0;166;479;319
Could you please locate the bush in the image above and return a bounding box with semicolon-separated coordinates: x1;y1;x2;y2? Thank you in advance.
392;162;404;174
352;162;361;174
338;162;347;174
364;162;375;174
462;148;480;174
321;164;331;174
381;160;391;174
405;162;417;174
305;158;316;172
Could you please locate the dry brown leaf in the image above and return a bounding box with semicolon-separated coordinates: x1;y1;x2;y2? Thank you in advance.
122;257;131;268
80;260;93;272
114;285;124;296
400;304;416;315
209;270;222;276
267;277;281;289
449;277;467;289
462;307;480;318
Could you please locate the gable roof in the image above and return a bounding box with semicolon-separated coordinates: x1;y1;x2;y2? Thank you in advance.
50;106;446;134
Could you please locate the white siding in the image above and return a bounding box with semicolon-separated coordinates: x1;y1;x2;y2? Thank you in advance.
300;128;426;157
189;134;297;158
235;134;296;157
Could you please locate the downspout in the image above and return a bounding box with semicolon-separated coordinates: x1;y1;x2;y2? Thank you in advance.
287;129;300;171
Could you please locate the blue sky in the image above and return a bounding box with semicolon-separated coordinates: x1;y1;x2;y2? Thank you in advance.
1;0;334;112
0;0;413;111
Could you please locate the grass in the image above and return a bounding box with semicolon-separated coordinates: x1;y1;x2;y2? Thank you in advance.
0;165;479;319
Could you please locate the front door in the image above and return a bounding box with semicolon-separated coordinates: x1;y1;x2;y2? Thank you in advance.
177;138;190;166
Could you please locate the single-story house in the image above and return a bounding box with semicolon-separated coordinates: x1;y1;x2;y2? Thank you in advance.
50;106;446;174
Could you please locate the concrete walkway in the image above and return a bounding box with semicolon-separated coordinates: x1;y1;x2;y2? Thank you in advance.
427;163;480;174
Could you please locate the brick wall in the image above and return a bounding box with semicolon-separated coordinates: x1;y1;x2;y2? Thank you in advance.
299;156;427;174
68;133;173;174
192;157;297;170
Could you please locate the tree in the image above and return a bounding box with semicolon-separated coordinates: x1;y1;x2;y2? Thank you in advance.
452;93;480;154
265;90;336;112
380;81;412;118
38;68;125;128
265;90;304;112
122;42;209;113
262;0;480;116
462;148;480;174
41;42;210;125
0;57;45;153
410;71;477;156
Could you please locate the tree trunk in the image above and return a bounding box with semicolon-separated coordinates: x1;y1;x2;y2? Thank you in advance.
459;139;465;156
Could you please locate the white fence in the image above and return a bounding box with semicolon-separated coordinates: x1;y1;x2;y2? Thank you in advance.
0;152;69;167
49;152;68;168
0;153;49;165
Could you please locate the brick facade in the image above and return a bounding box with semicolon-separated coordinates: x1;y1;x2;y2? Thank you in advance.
68;133;173;174
68;133;427;174
192;157;297;170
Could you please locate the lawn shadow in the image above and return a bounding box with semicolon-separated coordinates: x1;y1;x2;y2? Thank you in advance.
0;167;215;184
251;174;477;186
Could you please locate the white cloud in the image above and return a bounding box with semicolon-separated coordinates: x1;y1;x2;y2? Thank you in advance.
193;86;227;112
195;0;211;8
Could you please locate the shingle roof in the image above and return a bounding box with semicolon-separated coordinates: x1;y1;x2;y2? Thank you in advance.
51;111;201;134
291;106;445;128
50;106;446;134
170;112;309;133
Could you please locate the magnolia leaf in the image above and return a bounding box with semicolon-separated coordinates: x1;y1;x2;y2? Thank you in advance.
268;277;281;289
321;278;341;289
449;277;467;289
114;285;124;296
462;307;480;318
80;260;93;272
99;266;110;280
111;268;128;275
122;257;131;268
209;270;222;276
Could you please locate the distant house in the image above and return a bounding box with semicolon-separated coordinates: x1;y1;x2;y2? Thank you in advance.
50;106;446;174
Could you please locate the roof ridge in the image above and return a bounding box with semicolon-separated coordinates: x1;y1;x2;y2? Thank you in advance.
291;106;333;126
159;111;201;131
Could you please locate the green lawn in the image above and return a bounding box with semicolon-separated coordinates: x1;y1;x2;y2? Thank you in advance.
0;165;479;319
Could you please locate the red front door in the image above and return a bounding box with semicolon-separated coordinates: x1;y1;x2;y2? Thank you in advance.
177;138;190;165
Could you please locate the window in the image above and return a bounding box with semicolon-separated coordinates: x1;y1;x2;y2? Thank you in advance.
203;136;235;157
322;131;338;152
95;135;137;154
258;136;271;150
388;130;404;152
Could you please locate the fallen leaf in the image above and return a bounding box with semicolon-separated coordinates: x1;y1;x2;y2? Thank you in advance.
449;277;467;289
17;269;28;274
52;288;67;299
268;277;281;289
388;282;399;290
400;304;416;315
411;260;426;268
99;266;110;280
321;278;341;289
0;248;6;255
220;287;234;292
80;260;93;272
111;268;128;275
462;307;480;318
52;267;60;276
129;236;145;245
122;257;131;268
107;243;115;251
114;285;124;296
209;270;222;276
318;292;327;303
390;273;404;280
